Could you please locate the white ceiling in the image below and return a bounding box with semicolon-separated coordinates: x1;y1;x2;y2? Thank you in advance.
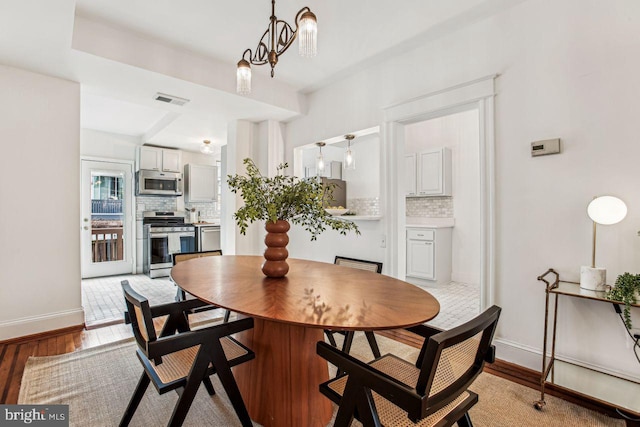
0;0;520;153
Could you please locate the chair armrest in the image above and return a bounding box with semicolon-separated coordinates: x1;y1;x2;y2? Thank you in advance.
316;341;423;415
149;299;211;317
405;324;444;339
124;298;211;325
149;317;254;357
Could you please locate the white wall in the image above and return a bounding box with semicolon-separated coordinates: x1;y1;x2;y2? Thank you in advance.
0;64;82;340
285;0;640;379
80;129;139;161
342;134;380;200
405;110;480;284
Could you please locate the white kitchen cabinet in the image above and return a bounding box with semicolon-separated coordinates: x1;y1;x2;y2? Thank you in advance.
405;148;452;197
161;149;182;173
137;146;182;172
406;227;452;284
184;164;217;202
404;154;417;196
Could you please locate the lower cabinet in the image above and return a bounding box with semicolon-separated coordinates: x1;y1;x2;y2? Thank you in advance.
406;227;452;284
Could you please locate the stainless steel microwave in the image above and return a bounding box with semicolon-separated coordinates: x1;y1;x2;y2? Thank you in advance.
136;170;183;196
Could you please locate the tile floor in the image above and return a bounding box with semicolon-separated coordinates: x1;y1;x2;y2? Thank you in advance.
82;274;195;327
421;281;481;330
82;274;480;331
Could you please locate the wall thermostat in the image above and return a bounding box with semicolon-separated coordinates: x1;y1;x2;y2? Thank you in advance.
531;138;561;157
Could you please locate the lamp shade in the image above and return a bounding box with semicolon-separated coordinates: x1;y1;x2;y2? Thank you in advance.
237;59;251;95
298;11;317;57
587;196;627;225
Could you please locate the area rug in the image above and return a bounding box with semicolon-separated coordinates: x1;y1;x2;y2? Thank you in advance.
19;333;621;426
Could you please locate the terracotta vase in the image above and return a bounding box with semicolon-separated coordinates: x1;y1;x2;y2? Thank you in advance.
262;220;290;278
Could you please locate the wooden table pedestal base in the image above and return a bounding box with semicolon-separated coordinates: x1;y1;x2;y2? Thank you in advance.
235;316;333;427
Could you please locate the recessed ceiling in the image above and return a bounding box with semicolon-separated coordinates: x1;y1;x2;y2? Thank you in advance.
0;0;523;152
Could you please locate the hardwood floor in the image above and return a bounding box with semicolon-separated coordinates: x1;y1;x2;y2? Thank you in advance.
0;311;219;405
1;322;636;426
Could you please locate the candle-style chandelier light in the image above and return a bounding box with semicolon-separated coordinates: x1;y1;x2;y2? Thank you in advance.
237;0;317;95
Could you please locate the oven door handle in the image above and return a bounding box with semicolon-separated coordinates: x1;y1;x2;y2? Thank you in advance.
149;233;169;238
149;232;194;238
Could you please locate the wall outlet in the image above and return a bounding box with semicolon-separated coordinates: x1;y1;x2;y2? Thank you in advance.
380;234;386;248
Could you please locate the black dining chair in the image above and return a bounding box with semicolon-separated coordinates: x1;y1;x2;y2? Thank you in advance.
172;250;231;323
324;256;383;360
119;280;255;427
317;305;501;427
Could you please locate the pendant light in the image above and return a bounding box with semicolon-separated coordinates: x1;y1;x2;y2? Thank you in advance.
315;142;326;173
200;140;214;155
236;0;317;95
343;134;355;170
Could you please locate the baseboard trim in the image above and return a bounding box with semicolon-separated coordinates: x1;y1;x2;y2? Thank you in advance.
379;329;637;425
0;308;85;342
485;359;637;423
0;323;85;345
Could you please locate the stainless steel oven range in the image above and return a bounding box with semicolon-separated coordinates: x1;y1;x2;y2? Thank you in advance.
142;211;195;278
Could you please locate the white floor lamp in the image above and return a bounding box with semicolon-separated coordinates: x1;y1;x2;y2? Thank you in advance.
580;195;627;291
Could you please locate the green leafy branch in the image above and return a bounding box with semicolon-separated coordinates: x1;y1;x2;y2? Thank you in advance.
606;272;640;329
227;158;360;241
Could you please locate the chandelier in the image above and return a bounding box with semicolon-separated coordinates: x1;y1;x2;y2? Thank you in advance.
237;0;317;95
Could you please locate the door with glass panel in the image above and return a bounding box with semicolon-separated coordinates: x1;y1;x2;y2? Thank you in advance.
81;160;134;278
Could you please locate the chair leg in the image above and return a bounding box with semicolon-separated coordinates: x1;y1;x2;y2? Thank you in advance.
457;412;473;427
325;330;338;347
211;349;252;427
341;331;355;354
167;353;211;427
223;309;231;323
356;387;382;427
202;376;216;396
175;288;186;302
334;383;358;427
364;331;381;358
119;373;150;427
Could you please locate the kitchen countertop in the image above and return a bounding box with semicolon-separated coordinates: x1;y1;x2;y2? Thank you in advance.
190;221;220;226
406;217;454;228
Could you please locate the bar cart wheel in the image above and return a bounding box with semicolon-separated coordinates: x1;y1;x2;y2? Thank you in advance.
534;400;546;410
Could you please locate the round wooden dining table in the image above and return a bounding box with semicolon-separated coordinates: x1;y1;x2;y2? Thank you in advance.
171;255;440;427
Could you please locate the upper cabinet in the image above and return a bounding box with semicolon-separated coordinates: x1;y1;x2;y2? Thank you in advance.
137;146;182;173
184;164;217;203
404;154;417;196
405;147;452;197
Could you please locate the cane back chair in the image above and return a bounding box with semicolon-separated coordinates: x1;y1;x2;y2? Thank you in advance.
317;305;501;427
172;250;231;323
324;256;384;359
120;280;254;427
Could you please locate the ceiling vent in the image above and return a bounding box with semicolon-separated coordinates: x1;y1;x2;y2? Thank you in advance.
154;92;190;106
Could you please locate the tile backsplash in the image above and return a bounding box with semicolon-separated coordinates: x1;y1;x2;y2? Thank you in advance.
136;196;176;218
406;196;453;218
185;202;218;219
135;196;218;220
347;198;380;216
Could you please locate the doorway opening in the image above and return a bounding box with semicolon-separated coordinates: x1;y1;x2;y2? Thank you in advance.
81;159;137;327
81;159;134;278
403;108;481;329
382;76;496;328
